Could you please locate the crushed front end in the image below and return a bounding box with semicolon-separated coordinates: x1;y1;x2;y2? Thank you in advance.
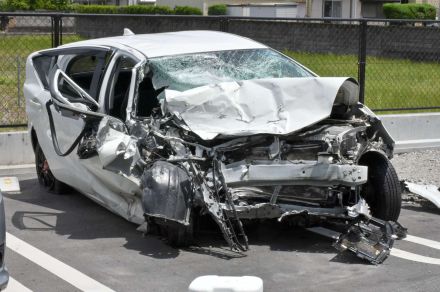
131;103;405;263
88;77;406;264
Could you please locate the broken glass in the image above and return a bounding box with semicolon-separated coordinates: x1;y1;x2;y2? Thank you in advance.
149;49;313;92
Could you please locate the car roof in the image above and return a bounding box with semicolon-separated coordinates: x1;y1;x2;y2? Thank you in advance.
60;30;268;58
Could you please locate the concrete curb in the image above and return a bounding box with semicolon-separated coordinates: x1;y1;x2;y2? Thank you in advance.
0;113;439;166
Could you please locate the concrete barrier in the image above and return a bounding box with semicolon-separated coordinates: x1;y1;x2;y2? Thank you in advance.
0;131;33;166
380;113;440;153
0;113;439;166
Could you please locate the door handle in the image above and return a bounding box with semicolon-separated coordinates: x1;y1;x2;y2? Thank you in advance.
29;98;42;108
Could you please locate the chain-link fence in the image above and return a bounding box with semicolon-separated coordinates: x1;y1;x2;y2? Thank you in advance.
1;13;440;127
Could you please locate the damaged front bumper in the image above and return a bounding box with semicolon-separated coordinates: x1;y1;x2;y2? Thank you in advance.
222;160;368;187
224;203;348;220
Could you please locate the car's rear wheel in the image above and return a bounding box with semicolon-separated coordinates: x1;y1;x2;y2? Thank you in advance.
35;143;66;194
359;152;401;221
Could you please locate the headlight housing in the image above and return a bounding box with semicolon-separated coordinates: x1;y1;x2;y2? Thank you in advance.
334;79;359;106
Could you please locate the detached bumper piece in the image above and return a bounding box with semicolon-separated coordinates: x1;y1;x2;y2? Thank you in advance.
334;217;407;264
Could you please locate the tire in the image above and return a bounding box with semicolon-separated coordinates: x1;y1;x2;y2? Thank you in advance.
35;143;66;194
359;152;402;221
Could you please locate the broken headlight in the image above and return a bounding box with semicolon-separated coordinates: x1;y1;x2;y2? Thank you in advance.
334;80;359;106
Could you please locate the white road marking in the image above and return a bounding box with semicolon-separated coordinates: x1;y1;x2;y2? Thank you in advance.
404;235;440;251
6;232;115;292
3;277;33;292
390;235;440;265
391;248;440;265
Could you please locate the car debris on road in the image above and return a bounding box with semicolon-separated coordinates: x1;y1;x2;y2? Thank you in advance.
25;30;406;264
403;182;440;209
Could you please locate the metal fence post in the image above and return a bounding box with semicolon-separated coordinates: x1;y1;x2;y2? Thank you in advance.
60;15;63;45
358;20;367;104
16;55;21;107
51;14;61;48
219;16;229;32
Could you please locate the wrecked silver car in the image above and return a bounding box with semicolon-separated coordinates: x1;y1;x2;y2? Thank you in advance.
25;30;405;263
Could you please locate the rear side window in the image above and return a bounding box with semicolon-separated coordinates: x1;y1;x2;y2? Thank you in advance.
67;55;100;75
33;55;55;89
60;51;111;100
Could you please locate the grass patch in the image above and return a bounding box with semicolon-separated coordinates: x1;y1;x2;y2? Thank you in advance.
0;34;82;126
285;51;440;113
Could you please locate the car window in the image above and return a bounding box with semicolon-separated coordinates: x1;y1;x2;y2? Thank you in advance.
67;55;99;74
106;55;137;120
57;74;87;104
60;52;111;101
149;49;313;92
33;55;55;89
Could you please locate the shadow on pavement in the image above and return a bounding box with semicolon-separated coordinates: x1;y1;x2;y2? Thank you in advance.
5;178;359;263
402;204;440;215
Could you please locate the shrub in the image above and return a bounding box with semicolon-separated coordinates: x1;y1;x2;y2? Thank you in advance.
73;5;118;14
151;5;174;14
383;3;436;20
173;5;202;15
0;1;9;11
0;0;69;11
36;0;70;11
208;4;227;15
0;1;204;15
4;0;30;11
119;5;173;15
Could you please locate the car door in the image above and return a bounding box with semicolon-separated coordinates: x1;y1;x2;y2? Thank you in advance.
45;47;146;223
25;47;110;194
29;47;110;196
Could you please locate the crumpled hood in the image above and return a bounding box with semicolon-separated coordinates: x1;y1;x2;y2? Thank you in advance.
164;77;356;140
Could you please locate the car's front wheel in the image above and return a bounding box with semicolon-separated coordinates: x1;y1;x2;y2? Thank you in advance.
359;151;402;221
35;143;66;194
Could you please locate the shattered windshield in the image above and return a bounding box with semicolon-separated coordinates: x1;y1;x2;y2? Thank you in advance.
149;49;313;92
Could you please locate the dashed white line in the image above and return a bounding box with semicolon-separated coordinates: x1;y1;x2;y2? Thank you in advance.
3;277;33;292
390;234;440;265
391;248;440;265
6;232;115;292
404;235;440;251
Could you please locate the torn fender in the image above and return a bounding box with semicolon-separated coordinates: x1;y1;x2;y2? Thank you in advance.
96;117;141;177
164;77;357;140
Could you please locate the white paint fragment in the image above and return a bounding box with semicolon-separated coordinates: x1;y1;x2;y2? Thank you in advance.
165;77;355;140
0;177;20;194
189;275;263;292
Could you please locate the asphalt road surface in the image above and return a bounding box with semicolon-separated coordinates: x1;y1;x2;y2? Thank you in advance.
3;171;440;292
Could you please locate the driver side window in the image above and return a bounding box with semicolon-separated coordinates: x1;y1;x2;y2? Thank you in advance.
57;51;110;103
106;55;137;121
